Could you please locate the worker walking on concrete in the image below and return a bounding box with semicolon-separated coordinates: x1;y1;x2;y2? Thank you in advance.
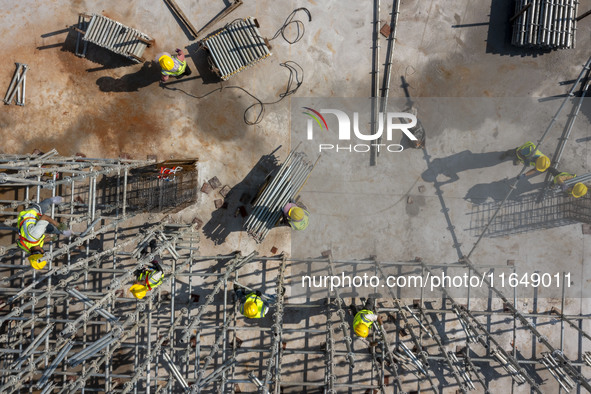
500;141;550;177
352;297;383;339
234;284;270;319
282;201;309;231
157;49;192;82
548;167;588;198
16;196;73;270
130;256;165;300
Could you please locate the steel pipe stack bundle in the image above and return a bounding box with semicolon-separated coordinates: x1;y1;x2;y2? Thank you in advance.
563;171;591;187
511;0;578;49
76;13;153;62
201;17;272;81
244;150;315;243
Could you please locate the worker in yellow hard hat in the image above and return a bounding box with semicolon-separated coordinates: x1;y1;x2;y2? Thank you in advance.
548;167;588;198
282;202;310;231
234;284;270;318
16;196;73;270
156;49;192;82
130;257;165;300
501;141;550;177
352;297;382;339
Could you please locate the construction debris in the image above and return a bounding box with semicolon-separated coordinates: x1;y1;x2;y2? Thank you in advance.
74;13;154;62
511;0;578;49
200;17;272;81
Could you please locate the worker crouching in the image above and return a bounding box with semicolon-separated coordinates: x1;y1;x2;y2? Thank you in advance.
16;196;73;270
501;141;550;177
234;285;270;319
352;297;383;339
157;50;192;82
549;167;588;198
130;258;165;300
282;202;310;231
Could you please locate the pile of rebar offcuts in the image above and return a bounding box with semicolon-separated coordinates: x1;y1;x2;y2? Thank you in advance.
511;0;578;49
3;63;28;106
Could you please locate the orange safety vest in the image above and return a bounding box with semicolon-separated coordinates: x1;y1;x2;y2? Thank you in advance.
16;209;45;253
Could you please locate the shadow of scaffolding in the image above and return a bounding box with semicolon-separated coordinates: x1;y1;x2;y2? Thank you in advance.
468;192;591;237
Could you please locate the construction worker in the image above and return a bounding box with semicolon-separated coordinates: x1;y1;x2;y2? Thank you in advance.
500;141;550;177
352;297;383;339
130;257;165;300
234;284;270;318
157;49;192;82
282;201;309;231
16;196;72;270
548;167;588;198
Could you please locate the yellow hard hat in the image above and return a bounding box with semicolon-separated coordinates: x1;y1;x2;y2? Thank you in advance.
535;155;550;172
29;254;47;270
288;207;305;221
159;55;174;71
130;284;147;299
572;182;588;198
354;323;369;338
244;301;258;318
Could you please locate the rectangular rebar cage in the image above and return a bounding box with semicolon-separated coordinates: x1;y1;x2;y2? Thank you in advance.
1;152;591;393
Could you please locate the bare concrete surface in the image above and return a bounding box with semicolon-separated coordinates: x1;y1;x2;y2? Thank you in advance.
1;0;591;392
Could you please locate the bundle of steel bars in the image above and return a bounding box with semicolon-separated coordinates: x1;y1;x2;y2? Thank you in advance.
75;13;154;62
3;63;28;106
511;0;578;49
244;149;316;243
200;17;272;81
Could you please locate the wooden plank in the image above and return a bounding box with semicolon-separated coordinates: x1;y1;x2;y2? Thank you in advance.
163;0;200;38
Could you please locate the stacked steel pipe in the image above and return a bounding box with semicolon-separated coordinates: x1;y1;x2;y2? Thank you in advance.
244;150;315;243
76;13;153;62
201;17;272;81
511;0;578;49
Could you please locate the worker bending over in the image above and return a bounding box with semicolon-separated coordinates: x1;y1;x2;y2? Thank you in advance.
282;201;310;231
157;49;192;82
235;284;270;319
130;257;165;300
500;141;550;177
16;196;73;270
352;297;383;339
548;167;588;198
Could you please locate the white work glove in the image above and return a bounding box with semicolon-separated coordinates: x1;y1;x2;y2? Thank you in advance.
61;229;73;237
51;196;64;204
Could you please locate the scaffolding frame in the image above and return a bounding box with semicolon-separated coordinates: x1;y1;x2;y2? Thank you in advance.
1;152;591;393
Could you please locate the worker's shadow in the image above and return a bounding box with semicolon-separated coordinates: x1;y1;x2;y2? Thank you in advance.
465;178;544;204
96;62;161;92
202;149;280;245
421;150;510;185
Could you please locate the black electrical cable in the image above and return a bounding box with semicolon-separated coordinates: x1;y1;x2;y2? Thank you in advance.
270;7;312;44
163;8;311;125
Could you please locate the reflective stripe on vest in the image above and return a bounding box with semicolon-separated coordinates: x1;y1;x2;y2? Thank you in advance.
353;309;374;330
16;209;44;253
516;142;542;166
241;293;265;318
138;269;163;291
161;56;187;76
